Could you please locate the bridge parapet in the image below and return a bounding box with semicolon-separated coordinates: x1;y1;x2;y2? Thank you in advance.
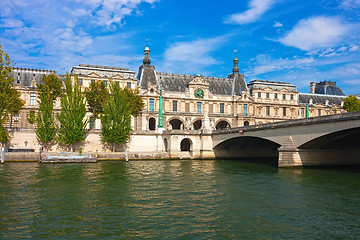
213;111;360;135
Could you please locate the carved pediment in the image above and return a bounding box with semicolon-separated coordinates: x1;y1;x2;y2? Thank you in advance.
189;74;209;87
111;74;124;79
86;72;101;78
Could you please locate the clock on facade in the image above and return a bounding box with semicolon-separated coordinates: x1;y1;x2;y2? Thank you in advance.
194;88;204;98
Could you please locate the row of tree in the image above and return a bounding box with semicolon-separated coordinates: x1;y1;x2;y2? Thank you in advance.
0;45;144;152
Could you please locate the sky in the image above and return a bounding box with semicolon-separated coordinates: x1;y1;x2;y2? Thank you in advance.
1;0;360;94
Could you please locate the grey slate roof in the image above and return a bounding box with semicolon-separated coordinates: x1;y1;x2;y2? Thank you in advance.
299;93;345;106
10;67;56;87
156;72;234;95
247;80;298;92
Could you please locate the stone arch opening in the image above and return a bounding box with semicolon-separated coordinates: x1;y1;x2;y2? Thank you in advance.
244;121;249;126
149;117;156;130
180;138;192;152
193;119;202;130
216;120;231;130
169;119;183;130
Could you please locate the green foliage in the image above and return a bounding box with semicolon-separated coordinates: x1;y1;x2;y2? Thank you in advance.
35;74;63;147
37;74;63;102
0;45;24;144
101;81;132;152
343;95;360;112
122;88;144;117
85;80;108;118
27;109;36;125
57;74;88;151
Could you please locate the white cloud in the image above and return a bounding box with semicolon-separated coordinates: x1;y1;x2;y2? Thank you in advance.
246;54;315;76
1;19;24;28
161;36;227;74
278;16;353;51
225;0;275;24
76;0;157;26
341;0;360;9
273;21;283;28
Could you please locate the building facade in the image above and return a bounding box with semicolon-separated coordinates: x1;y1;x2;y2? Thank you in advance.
8;46;347;134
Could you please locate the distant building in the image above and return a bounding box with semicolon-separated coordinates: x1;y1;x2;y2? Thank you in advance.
8;46;347;131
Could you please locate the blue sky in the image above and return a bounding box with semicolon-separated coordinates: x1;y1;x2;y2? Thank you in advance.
1;0;360;94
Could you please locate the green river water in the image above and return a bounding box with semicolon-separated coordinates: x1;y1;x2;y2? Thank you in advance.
0;160;359;239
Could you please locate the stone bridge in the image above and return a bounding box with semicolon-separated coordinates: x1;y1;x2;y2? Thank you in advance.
211;111;360;167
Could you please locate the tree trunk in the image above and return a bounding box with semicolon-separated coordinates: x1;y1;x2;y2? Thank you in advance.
113;142;115;152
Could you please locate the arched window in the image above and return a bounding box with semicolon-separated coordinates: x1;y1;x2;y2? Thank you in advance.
244;121;250;126
149;117;156;130
193;120;202;130
216;121;231;130
164;138;168;152
169;119;183;130
180;138;192;151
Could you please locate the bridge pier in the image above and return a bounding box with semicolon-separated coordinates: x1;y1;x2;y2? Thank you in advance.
278;136;302;167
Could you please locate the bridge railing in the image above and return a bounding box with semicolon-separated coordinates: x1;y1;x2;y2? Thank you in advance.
213;111;360;135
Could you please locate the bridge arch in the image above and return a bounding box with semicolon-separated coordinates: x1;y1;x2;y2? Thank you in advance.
213;136;280;161
167;117;184;130
215;119;231;130
299;127;360;150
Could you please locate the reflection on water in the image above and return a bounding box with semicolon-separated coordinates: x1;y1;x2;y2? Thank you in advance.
0;161;359;239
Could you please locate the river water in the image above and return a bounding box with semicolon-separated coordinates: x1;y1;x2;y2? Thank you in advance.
0;160;359;239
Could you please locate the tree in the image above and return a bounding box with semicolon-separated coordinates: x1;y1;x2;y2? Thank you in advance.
27;109;36;125
101;81;132;152
57;74;88;152
343;95;360;112
35;74;63;149
122;88;144;117
0;45;24;144
85;80;108;118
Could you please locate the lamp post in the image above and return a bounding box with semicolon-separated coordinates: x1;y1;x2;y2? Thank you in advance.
157;86;164;129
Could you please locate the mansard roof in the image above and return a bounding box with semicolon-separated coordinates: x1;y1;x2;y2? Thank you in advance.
10;67;56;87
299;93;346;106
156;72;235;95
247;80;298;92
72;64;137;79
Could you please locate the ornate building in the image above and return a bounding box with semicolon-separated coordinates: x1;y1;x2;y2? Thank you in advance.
8;46;347;132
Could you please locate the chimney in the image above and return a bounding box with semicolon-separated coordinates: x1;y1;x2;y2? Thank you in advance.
310;82;315;94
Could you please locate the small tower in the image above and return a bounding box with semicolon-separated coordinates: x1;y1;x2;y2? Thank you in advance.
232;50;239;74
143;46;151;65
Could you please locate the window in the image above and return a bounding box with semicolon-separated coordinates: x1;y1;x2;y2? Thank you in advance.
220;103;224;114
30;92;37;105
89;117;95;130
333;110;337;114
266;93;269;98
282;94;286;100
258;92;261;98
301;108;305;118
116;81;120;86
243;104;247;116
127;82;131;88
104;81;108;87
266;106;270;116
197;102;201;113
274;93;278;99
149;98;154;111
318;109;321;116
173;100;177;112
283;107;286;116
78;78;83;86
91;80;95;84
290;94;294;100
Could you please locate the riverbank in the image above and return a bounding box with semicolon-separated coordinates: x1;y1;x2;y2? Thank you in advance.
3;151;205;162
